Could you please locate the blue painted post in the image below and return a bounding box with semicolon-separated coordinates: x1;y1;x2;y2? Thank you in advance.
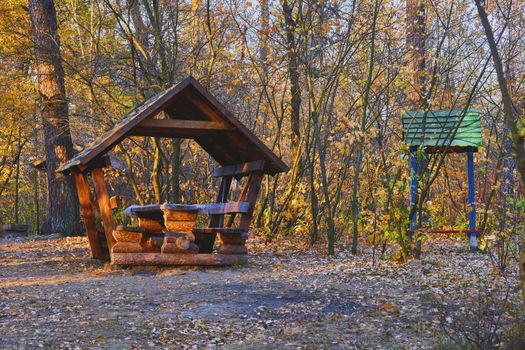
467;147;477;252
410;146;418;232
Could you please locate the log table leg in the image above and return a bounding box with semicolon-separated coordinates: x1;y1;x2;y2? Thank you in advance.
160;204;200;254
112;226;144;253
218;231;248;255
161;232;199;254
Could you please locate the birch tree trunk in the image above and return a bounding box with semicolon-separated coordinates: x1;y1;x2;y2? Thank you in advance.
29;0;80;235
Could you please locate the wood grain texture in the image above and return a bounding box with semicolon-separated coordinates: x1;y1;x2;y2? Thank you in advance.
111;252;248;266
91;168;116;249
212;160;265;178
72;172;106;259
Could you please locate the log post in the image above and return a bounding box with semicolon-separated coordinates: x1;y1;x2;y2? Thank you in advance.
198;176;232;253
217;231;248;255
238;172;263;230
72;171;106;259
91;167;116;250
218;171;263;255
112;226;144;253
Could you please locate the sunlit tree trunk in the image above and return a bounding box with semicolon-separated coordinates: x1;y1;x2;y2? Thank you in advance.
29;0;80;235
282;0;302;177
259;0;270;80
406;0;427;107
190;0;201;73
14;127;21;224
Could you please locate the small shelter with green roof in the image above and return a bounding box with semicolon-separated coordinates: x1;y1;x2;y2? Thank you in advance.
402;109;483;252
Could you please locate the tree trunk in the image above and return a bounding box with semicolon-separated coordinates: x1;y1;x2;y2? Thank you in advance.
282;0;302;171
29;0;80;235
259;0;270;80
14;127;21;224
170;138;181;203
406;0;427;108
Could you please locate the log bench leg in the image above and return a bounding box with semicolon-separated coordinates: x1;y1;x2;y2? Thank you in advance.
217;231;248;255
112;226;144;253
161;232;199;254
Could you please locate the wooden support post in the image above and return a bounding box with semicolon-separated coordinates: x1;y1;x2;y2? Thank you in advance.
91;167;116;250
198;176;232;253
212;176;232;228
239;172;264;230
409;146;418;232
226;175;252;227
467;147;477;252
72;171;106;259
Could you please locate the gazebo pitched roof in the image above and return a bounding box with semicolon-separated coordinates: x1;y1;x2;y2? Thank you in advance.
58;77;288;175
402;109;483;152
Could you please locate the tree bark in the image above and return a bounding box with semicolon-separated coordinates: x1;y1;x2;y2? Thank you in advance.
406;0;427;108
29;0;80;235
282;0;302;169
259;0;270;80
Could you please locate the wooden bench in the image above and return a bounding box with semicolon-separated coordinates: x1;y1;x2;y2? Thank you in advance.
193;161;264;254
123;161;264;255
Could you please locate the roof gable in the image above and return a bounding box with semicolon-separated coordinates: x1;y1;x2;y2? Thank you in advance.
402;109;483;149
58;77;289;175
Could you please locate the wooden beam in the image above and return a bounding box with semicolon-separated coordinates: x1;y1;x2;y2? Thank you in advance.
184;92;225;123
212;160;265;178
184;79;290;174
132;119;234;137
72;172;106;260
238;172;264;230
111;252;247;266
199;201;251;215
226;174;253;227
70;80;192;169
91;168;116;250
198;176;232;253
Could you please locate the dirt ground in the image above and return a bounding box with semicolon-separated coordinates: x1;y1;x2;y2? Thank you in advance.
0;235;521;349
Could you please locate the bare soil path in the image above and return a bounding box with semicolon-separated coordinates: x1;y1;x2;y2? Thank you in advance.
0;235;519;349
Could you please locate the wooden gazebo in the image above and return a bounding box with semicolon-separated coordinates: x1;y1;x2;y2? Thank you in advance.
58;77;288;265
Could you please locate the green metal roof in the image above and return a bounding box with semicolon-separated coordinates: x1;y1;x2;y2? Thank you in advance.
402;109;482;148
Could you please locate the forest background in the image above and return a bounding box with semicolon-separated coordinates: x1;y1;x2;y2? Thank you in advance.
0;0;524;270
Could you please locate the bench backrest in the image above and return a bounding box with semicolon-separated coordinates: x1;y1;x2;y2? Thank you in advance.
209;160;264;230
